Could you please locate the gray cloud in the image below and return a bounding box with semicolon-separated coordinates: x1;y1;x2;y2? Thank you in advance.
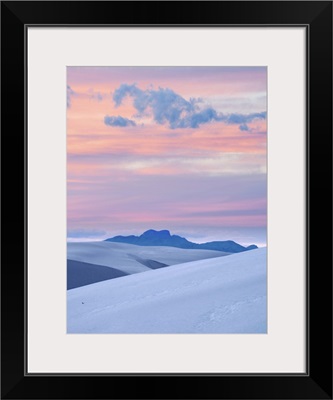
67;229;107;238
226;112;266;124
104;115;136;127
67;85;75;108
182;208;265;218
239;123;250;131
108;83;266;129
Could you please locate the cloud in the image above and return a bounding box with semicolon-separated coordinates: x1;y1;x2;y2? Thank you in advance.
67;85;75;108
183;208;265;217
109;84;266;129
178;107;219;128
239;123;250;131
87;88;104;101
113;83;145;109
225;112;266;124
67;86;109;108
104;115;136;127
238;119;267;133
113;84;195;128
67;229;107;238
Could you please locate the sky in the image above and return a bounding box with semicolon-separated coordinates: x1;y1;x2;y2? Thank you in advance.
67;67;267;246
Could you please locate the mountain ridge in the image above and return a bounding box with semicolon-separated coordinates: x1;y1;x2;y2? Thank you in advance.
105;229;257;253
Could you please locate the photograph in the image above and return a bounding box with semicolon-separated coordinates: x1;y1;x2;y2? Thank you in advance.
66;66;267;334
2;0;332;398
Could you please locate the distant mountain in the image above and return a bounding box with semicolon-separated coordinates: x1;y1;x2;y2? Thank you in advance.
105;229;257;253
246;244;258;251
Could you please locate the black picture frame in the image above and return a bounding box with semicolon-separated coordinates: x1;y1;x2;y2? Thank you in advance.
1;1;332;399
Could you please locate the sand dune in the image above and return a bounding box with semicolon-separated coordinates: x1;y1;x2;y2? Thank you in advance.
67;247;266;333
67;241;229;277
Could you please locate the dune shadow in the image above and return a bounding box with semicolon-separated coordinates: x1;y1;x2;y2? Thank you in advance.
127;253;169;270
67;259;128;290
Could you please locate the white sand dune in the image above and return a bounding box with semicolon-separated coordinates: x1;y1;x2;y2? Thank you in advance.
67;241;229;275
67;247;266;334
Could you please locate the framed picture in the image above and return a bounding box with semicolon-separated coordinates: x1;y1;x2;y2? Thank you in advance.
1;1;332;399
